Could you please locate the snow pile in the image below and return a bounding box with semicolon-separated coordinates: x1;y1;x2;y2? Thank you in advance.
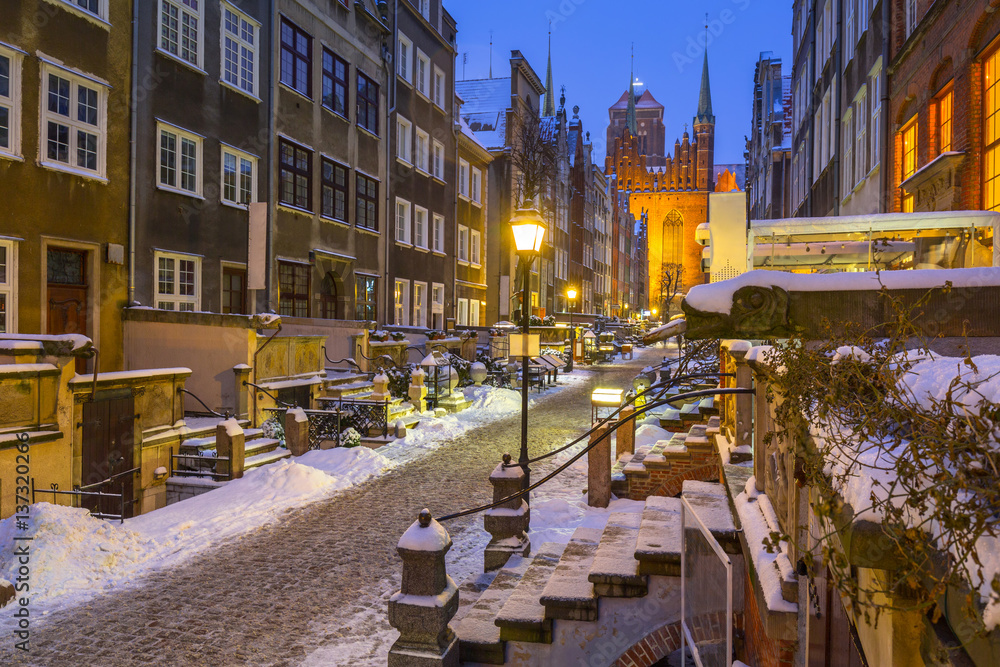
733;477;797;613
294;447;394;483
635;422;671;449
900;354;1000;412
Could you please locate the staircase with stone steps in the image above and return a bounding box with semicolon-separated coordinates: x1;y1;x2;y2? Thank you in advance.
321;370;374;400
174;420;290;474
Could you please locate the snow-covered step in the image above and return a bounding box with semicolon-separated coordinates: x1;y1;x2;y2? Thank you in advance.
495;542;566;644
698;396;718;416
622;445;651;478
457;555;531;664
705;415;721;436
658;407;683;429
588;512;646;597
323;371;369;386
244;437;280;458
634;496;682;577
538;526;602;621
680;481;740;553
179;434;217;455
679;401;702;421
243;448;291;470
323;381;375;399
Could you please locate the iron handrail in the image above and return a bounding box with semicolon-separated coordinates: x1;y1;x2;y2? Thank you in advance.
177;388;231;419
243;381;297;408
321;345;362;372
438;387;754;522
77;466;140;491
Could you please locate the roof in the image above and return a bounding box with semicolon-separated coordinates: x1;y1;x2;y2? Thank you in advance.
459;115;491;157
455;78;511;150
750;210;1000;239
611;88;662;112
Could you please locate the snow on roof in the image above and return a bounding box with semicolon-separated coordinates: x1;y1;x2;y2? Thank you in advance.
686;268;1000;314
459;114;490;153
456;78;511;150
752;210;1000;237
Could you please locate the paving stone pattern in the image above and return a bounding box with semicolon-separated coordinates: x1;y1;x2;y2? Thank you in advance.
2;351;656;667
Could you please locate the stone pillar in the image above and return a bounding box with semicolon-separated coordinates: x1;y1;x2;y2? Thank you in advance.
408;368;427;413
284;408;309;456
484;454;531;572
732;348;753;452
616;406;636;457
388;509;459;667
371;372;391;401
588;424;612;508
216;418;245;480
232;364;251;420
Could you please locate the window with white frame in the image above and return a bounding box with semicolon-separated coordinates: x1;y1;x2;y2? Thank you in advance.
842;110;853;198
470;229;481;266
458;159;469;197
413;281;427;328
870;62;881;169
221;145;256;206
432;213;444;253
222;3;258;97
0;46;23;158
396;115;412;163
397;32;412;83
471;167;482;204
157;122;202;195
456;298;469;326
394;278;410;326
0;240;16;333
395;197;411;244
431;282;444;328
433;65;445;108
432;139;444;179
416;50;430;97
159;0;204;69
458;225;468;262
417;0;430;19
905;0;917;37
58;0;109;21
855;88;867;184
845;0;854;51
41;65;107;177
468;299;480;326
414;206;428;249
155;251;200;311
415;128;429;172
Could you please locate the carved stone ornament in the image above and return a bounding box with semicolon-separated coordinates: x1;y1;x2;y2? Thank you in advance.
682;285;791;339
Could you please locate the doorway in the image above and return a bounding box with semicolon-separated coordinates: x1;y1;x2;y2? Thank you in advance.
46;247;88;373
80;395;136;519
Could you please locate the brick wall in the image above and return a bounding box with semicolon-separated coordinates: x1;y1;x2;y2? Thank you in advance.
742;566;797;667
614;612;745;666
625;440;721;501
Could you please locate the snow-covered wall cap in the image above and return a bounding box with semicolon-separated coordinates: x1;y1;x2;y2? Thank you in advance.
723;340;752;354
492;455;525;479
831;346;871;364
251;312;281;329
286;407;308;423
746;345;776;366
374;373;389;383
686;267;1000;315
398;509;451;552
220;418;244;437
0;333;93;357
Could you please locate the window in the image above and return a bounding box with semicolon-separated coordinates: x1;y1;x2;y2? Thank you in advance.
155;251;200;311
280;18;311;97
395;198;411;244
937;86;953;154
278;261;310;317
433;65;445;108
355;275;377;321
394;279;410;326
413;281;427;328
469;299;480;326
222;4;258;96
221;146;256;206
397;32;412;83
431;282;444;328
0;240;16;333
470;229;481;266
60;0;108;21
416;50;430;96
0;47;23;158
357;71;379;134
396;115;412;163
356;172;378;230
855;88;867;183
417;0;431;19
458;224;468;262
458;159;469;197
158;122;201;195
415;128;429;172
985;48;1000;210
432;213;444;253
905;0;917;38
900;119;917;212
845;0;854;51
432;139;444;179
322;49;348;117
159;0;204;69
42;66;107;177
222;266;246;314
870;63;881;169
414;206;428;249
321;158;348;221
456;298;469;326
471;167;482;204
278;138;312;210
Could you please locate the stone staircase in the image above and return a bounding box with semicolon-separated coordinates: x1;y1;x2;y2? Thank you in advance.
321;369;417;437
453;481;741;666
175;421;289;473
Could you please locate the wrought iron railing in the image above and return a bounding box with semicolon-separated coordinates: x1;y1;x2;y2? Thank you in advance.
321;345;363;373
262;406;351;449
177;388;231;419
169;447;232;481
31;478;135;523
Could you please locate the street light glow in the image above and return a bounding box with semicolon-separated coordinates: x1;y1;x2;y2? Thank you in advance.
510;200;547;254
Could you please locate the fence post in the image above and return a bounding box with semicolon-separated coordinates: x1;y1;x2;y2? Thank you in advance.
408;369;427;414
285;408;310;456
588;424;612;508
232;364;252;420
730;345;753;452
387;509;459;667
616;406;636;456
484;454;531;572
216;419;245;480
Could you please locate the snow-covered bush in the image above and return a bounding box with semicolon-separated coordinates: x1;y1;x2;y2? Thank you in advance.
340;427;362;448
386;363;415;398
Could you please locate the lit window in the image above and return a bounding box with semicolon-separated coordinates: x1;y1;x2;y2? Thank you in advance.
432;213;444;253
414;205;428;249
222;4;258;96
413;281;427;328
431;282;444;328
900;119;917;212
469;299;480;326
395;198;411;244
159;0;204;69
986;49;1000;210
470;229;481;266
221;146;256;206
0;46;23;159
456;298;468;326
157;122;202;195
432;139;444;179
458;224;468;262
355;275;377;321
938;86;953;154
155;251;200;311
41;65;107;177
394;279;410;326
0;240;17;333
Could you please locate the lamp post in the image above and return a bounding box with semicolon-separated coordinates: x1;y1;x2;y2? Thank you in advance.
566;287;577;372
510;200;546;499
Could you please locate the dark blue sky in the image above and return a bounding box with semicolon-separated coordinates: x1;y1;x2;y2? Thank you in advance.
448;0;792;166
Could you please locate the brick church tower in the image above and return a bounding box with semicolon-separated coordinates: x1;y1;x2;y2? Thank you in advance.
693;50;716;192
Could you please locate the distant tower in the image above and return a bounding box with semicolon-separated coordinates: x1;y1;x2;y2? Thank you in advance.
626;46;637;136
543;26;556;116
693;42;716;191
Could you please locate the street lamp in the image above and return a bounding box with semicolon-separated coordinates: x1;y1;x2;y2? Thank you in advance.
566;287;577;372
510;200;546;500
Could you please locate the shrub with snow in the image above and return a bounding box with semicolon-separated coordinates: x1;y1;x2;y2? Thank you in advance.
340;427;362;448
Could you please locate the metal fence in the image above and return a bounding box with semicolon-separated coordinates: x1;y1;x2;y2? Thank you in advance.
31;477;135;523
681;495;733;667
170;449;232;480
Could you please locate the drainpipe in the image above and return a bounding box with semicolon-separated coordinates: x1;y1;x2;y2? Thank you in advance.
265;0;277;311
880;0;890;213
383;0;398;327
832;0;842;216
806;0;817;218
127;0;139;303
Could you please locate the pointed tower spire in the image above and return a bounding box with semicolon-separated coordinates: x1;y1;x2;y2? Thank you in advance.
626;44;637;136
543;24;556;116
695;18;715;124
489;31;493;79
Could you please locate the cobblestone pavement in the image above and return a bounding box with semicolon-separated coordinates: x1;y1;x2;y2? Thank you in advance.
2;348;660;666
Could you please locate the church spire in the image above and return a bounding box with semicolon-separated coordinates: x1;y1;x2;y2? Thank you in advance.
626;44;637;136
695;20;715;125
543;24;556;116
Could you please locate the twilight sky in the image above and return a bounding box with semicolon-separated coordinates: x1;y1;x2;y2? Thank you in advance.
447;0;793;166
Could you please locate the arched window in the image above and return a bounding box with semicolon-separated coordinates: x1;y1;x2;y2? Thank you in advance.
320;271;342;320
663;209;684;265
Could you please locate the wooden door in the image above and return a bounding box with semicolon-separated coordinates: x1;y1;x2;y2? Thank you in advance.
222;267;247;314
81;396;136;519
46;248;88;373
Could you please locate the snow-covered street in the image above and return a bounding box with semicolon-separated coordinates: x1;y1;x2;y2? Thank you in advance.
0;347;662;666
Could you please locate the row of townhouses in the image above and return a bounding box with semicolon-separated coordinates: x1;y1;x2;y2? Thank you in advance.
0;0;642;373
